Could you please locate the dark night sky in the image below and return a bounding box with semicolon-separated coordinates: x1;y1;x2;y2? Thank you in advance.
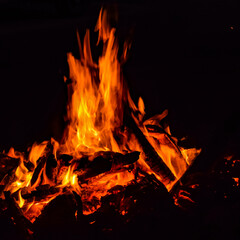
0;0;240;154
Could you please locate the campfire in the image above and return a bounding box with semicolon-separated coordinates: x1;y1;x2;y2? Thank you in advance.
5;7;238;240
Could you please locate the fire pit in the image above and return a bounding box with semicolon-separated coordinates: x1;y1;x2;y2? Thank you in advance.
1;5;240;240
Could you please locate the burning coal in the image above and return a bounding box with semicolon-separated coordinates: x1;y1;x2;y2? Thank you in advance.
0;8;200;227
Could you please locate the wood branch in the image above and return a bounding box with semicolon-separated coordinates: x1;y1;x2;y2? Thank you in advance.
144;123;190;179
4;191;33;239
57;154;73;166
30;156;46;187
88;151;139;168
145;124;183;156
45;154;58;183
30;142;54;187
76;151;139;182
21;184;60;202
0;154;19;183
125;113;176;185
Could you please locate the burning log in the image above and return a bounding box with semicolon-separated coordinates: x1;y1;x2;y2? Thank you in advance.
126;114;176;185
45;153;58;183
74;151;139;182
30;156;46;187
21;184;60;202
31;142;57;186
30;142;52;186
144;122;192;179
3;191;33;239
0;154;20;183
145;124;182;155
57;154;73;166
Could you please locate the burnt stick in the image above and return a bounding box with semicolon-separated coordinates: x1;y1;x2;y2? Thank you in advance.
4;191;33;239
76;151;139;182
125;113;176;185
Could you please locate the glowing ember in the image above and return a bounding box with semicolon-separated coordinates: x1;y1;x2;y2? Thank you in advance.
0;8;200;222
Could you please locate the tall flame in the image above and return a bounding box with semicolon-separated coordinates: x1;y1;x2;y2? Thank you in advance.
62;9;124;156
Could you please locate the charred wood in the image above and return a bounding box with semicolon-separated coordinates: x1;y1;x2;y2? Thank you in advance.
30;156;46;187
30;142;54;186
21;184;60;202
3;191;33;239
45;154;58;183
125;114;175;185
144;123;191;179
0;154;19;183
145;124;183;156
76;151;139;182
57;154;73;166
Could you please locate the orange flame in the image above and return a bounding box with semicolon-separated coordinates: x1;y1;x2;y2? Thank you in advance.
62;10;124;156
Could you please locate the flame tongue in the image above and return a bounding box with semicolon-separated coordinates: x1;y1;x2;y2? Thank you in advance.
63;10;123;155
1;8;200;223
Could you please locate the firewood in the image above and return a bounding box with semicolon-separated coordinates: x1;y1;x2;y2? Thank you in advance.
144;123;190;179
57;154;73;166
72;156;88;170
30;142;53;187
30;156;46;187
4;191;33;239
125;113;175;185
45;154;58;183
88;150;139;167
24;160;35;172
21;184;59;202
76;151;139;182
145;124;183;155
0;154;20;183
112;151;140;169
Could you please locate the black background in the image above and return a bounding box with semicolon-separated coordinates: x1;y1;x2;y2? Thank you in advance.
0;0;240;154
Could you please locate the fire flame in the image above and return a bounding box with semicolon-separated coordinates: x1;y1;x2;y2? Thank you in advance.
0;8;200;222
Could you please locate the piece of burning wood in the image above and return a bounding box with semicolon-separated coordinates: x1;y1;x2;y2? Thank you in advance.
145;124;182;155
30;142;54;187
30;156;46;187
0;154;20;183
76;151;139;182
21;184;60;202
126;114;176;185
57;154;73;166
89;151;139;168
4;191;33;239
45;153;58;183
144;123;192;179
